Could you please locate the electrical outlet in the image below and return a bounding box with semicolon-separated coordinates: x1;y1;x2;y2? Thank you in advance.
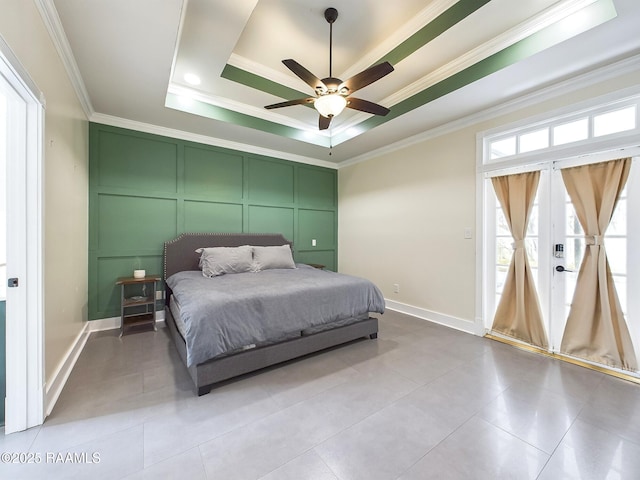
312;239;317;247
393;283;400;294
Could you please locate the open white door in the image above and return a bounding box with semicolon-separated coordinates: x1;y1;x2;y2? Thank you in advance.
0;38;44;434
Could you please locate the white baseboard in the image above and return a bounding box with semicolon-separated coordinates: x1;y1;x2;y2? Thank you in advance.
44;322;91;416
384;299;483;336
43;311;167;417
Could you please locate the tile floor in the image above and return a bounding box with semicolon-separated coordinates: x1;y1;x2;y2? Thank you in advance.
2;310;640;479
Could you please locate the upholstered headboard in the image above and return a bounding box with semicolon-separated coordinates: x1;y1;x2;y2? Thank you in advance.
163;232;293;279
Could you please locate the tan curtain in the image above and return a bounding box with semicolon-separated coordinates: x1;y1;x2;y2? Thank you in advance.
560;158;637;371
491;172;548;348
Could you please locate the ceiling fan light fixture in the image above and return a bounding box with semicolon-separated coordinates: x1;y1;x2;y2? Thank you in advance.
314;93;347;118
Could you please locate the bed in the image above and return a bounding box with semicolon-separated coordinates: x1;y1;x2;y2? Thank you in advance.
163;232;384;395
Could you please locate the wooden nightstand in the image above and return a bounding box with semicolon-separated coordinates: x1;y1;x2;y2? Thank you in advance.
116;275;161;336
307;263;326;270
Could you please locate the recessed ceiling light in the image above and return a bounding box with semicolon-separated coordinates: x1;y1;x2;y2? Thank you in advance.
183;73;201;86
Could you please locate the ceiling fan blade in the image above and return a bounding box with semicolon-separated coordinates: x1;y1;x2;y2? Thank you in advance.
340;62;394;94
346;97;390;116
264;97;315;109
282;59;327;92
319;115;332;130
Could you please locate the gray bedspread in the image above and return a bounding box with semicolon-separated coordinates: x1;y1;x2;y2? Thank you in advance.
166;265;385;367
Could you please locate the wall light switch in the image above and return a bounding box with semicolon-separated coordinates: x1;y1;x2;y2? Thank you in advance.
312;239;317;247
464;228;472;239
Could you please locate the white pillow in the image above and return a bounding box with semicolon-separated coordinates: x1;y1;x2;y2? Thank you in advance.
196;245;253;277
252;245;296;271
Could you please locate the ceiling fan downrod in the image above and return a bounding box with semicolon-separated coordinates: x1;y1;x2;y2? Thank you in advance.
324;8;338;79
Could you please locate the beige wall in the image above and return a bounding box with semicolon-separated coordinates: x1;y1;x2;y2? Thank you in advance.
1;1;89;382
339;131;477;321
338;69;640;327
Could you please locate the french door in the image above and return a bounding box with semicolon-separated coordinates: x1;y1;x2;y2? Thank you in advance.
485;157;639;374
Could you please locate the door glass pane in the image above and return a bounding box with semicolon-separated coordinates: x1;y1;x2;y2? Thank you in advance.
496;237;512;268
609;197;626;235
496;266;508;296
564;272;578;319
526;207;538;236
565;194;585;273
527;191;540;289
614;275;627;315
565;209;584;236
606;238;626;275
496;207;510;236
525;238;539;268
526;238;540;293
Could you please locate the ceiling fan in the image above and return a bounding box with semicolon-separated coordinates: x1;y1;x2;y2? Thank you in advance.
264;7;394;131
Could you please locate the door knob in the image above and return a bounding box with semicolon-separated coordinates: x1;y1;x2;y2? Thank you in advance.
555;265;574;273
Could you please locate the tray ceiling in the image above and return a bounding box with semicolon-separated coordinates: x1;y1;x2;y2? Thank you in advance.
50;0;640;164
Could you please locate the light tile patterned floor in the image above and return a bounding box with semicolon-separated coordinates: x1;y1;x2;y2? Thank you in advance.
2;310;640;479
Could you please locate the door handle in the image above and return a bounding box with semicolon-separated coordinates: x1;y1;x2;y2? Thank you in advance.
555;265;574;273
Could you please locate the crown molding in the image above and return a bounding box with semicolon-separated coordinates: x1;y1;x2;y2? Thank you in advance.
338;53;640;169
34;0;94;118
90;112;337;169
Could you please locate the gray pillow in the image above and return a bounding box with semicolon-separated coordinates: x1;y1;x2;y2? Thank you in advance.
252;245;296;271
196;245;253;277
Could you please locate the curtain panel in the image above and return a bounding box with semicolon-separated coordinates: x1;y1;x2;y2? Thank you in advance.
491;172;548;348
560;158;637;371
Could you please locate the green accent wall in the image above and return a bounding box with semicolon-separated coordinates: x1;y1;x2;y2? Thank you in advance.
89;123;337;320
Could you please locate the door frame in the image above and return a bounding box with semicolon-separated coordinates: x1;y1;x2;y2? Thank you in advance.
0;37;45;434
